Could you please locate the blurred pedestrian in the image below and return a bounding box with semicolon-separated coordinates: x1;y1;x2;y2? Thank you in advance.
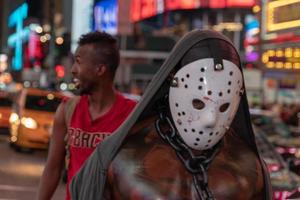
70;30;272;200
37;31;137;200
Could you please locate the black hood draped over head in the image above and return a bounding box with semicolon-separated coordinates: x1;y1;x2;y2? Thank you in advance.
70;30;272;200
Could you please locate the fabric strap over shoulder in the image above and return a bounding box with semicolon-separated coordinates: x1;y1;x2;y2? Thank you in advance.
64;96;80;166
64;96;80;127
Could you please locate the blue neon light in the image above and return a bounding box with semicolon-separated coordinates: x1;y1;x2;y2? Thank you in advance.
94;0;118;35
7;3;29;71
245;15;259;31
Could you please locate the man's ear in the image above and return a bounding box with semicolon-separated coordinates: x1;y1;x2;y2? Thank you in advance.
96;64;106;76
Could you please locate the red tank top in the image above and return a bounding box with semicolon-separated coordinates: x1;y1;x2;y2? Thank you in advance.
66;93;136;200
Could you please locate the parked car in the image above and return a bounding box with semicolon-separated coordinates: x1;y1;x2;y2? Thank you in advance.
9;88;64;151
253;125;300;200
0;90;13;132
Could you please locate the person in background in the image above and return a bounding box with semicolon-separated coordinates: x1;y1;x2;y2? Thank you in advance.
37;31;137;200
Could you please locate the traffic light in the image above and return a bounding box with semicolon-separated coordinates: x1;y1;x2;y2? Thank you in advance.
55;64;65;78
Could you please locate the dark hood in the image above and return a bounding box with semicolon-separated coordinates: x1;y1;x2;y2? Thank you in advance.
108;29;259;154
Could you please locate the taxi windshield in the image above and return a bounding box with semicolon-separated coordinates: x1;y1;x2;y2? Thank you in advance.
0;97;13;107
25;95;61;112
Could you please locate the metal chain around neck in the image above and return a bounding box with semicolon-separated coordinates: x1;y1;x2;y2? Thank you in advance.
155;111;223;200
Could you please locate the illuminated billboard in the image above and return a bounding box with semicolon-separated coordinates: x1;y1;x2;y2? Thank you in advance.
131;0;255;22
165;0;200;10
7;3;29;71
94;0;118;35
267;0;300;32
262;48;300;70
71;0;93;52
130;0;165;22
226;0;255;7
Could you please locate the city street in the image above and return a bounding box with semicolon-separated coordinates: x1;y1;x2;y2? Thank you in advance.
0;133;65;200
0;0;300;199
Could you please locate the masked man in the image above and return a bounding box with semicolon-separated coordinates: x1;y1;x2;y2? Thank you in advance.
71;30;272;200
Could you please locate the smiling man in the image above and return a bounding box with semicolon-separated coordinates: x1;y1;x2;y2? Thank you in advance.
37;31;137;200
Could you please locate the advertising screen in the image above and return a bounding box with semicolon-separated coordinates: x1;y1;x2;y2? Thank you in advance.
267;0;300;32
165;0;200;10
71;0;93;52
226;0;255;7
130;0;255;22
209;0;255;8
94;0;118;35
130;0;160;22
209;0;226;8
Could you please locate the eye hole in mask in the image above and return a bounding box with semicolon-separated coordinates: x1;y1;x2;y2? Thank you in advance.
219;103;230;112
192;99;205;110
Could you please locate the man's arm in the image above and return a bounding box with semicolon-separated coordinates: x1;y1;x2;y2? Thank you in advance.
37;102;67;200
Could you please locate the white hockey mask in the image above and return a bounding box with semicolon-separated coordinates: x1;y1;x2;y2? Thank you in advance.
169;58;244;150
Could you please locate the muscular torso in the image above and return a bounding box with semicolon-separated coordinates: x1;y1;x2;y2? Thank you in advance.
104;117;264;200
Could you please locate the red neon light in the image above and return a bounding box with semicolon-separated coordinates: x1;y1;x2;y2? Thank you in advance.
209;0;226;8
165;0;199;10
130;0;255;22
141;0;157;19
210;0;255;8
55;65;65;78
24;32;44;69
267;34;300;44
130;0;158;22
244;37;259;46
226;0;255;7
130;0;142;22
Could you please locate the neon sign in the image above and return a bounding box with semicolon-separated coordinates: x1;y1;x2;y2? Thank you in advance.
165;0;199;10
130;0;255;22
130;0;158;22
262;48;300;70
94;0;118;35
267;0;300;32
7;3;30;71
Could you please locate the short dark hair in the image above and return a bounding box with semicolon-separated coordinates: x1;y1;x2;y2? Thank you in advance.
78;31;120;77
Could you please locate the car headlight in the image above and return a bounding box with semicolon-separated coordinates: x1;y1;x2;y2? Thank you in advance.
21;117;37;129
9;113;20;124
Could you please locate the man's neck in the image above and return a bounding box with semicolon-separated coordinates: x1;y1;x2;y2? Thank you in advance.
88;86;117;120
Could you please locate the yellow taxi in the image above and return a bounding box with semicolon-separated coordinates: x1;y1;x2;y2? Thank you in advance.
0;91;13;130
9;88;64;150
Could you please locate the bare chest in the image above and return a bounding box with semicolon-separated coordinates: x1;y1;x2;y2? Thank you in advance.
104;142;260;200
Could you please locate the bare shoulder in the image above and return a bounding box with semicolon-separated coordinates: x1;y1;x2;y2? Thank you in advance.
51;100;69;143
54;101;67;125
